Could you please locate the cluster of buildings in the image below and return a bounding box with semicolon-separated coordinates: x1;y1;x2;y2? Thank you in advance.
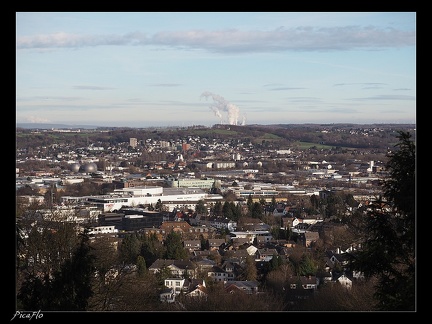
16;126;394;306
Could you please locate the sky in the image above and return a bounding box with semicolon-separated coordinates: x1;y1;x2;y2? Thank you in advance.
16;12;416;128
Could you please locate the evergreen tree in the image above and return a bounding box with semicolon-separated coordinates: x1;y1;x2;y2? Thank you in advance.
141;232;165;267
17;274;50;310
119;232;141;264
246;194;253;216
213;201;223;216
18;232;96;310
269;253;282;271
270;226;280;240
298;253;317;276
222;201;234;219
243;254;258;281
310;194;319;210
271;196;277;209
48;232;96;310
164;230;189;260
349;131;415;311
200;235;209;250
136;255;147;277
251;202;264;219
233;202;242;221
195;199;207;215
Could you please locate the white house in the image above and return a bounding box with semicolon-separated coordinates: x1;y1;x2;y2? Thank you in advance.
336;274;352;289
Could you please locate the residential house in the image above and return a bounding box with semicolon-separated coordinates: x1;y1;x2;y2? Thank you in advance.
301;214;323;225
301;231;320;247
255;248;278;262
271;239;296;248
230;237;249;248
203;217;237;231
229;230;273;245
294;222;310;232
207;265;236;282
324;248;364;286
164;277;186;295
141;228;165;242
324;249;350;272
272;203;288;217
286;275;318;291
256;234;273;245
185;225;215;240
148;259;196;278
281;216;301;229
224;280;259;294
316;270;333;285
246;244;258;256
220;260;235;272
208;238;225;251
184;279;207;298
223;249;249;263
159;287;175;303
240;221;270;232
193;250;220;259
192;257;217;274
335;273;352;289
183;239;201;252
160;220;192;234
160;278;207;302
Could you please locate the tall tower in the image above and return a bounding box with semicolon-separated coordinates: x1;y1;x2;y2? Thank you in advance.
130;137;137;148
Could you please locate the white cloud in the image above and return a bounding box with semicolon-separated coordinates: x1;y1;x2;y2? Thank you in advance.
17;26;415;52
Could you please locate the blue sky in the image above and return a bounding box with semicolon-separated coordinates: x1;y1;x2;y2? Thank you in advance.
16;12;416;127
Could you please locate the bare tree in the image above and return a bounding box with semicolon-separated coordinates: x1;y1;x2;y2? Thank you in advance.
297;278;378;311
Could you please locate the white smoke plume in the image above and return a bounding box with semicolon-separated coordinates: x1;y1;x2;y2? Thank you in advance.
200;91;244;125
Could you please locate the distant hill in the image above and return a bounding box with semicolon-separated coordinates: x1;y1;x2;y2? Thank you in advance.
16;123;102;130
16;122;416;152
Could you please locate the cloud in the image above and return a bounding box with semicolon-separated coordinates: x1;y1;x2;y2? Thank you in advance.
268;87;307;91
21;115;52;123
334;83;387;87
350;95;415;101
17;26;415;52
148;83;182;87
73;85;116;90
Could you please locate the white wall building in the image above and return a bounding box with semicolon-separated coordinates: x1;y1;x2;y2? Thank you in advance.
61;186;221;212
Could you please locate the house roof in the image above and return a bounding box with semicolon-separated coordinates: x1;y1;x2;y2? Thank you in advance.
193;250;220;257
224;280;259;291
149;258;195;271
183;239;201;245
304;231;320;240
286;275;317;285
209;265;225;273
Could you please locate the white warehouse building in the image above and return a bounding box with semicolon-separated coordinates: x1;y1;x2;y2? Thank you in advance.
61;186;219;212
